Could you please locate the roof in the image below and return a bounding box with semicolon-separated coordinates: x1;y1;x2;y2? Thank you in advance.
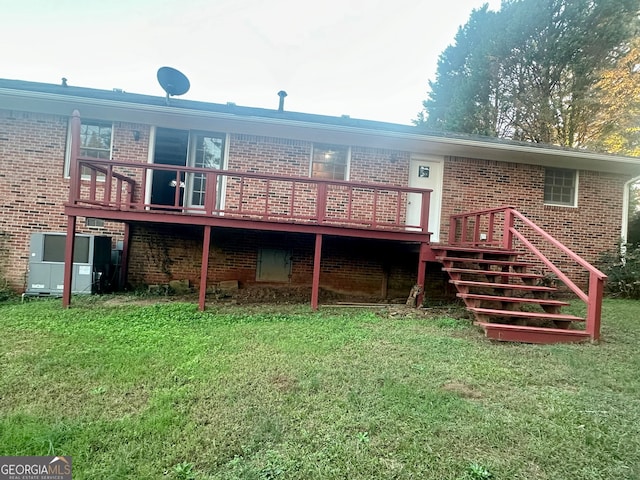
1;77;639;176
0;77;418;133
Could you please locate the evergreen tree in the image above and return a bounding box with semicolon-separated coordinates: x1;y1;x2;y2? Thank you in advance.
418;0;640;149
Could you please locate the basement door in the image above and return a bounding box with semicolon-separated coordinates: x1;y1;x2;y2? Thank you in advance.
407;156;443;242
256;248;293;282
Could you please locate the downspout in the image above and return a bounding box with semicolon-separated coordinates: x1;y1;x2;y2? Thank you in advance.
621;176;640;248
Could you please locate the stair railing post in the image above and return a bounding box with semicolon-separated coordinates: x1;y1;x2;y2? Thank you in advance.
586;271;604;341
503;208;514;250
448;216;457;245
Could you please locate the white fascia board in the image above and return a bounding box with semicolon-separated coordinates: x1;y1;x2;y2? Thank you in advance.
2;87;640;175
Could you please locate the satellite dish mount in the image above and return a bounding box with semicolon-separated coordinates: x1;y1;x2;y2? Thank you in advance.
157;67;190;105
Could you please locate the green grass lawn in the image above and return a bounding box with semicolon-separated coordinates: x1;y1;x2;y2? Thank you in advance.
0;297;639;479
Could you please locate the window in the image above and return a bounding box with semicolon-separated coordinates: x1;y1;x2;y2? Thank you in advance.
64;120;113;177
311;144;349;180
86;218;105;228
544;168;577;206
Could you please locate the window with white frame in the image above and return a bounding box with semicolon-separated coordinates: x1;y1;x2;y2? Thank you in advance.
544;168;577;206
64;120;113;177
311;144;349;180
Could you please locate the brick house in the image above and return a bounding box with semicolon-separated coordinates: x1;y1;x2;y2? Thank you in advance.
1;77;639;343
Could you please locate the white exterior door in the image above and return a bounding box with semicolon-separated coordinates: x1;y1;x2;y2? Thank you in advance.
185;133;226;211
407;156;443;242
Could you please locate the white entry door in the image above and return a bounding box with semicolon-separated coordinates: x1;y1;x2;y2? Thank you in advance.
407;156;443;242
185;133;226;211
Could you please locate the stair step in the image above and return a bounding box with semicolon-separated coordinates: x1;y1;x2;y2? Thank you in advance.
449;280;556;292
476;322;591;344
444;268;543;280
457;293;570;307
437;256;535;268
469;307;584;322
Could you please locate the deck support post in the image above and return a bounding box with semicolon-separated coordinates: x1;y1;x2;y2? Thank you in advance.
311;233;323;310
198;225;212;311
416;242;429;307
119;223;131;290
62;216;77;308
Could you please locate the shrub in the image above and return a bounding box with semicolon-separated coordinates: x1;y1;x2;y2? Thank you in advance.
598;243;640;299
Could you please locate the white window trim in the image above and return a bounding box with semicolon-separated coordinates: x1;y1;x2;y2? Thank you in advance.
543;168;579;208
63;119;114;178
309;143;351;181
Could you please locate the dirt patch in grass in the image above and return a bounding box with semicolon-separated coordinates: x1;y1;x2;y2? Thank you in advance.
102;285;402;308
441;381;483;399
270;373;299;393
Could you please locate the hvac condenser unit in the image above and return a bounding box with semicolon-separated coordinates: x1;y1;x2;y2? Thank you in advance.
26;233;112;296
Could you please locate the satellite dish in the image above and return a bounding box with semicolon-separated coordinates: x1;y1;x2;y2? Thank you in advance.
157;67;190;104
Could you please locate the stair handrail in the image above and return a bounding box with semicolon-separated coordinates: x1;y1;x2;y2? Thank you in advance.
450;206;606;340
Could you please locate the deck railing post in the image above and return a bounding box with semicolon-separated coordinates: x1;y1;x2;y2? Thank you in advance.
503;208;514;250
173;170;182;208
420;191;431;234
104;164;113;206
317;182;327;224
68;111;81;205
204;172;216;215
586;271;604;341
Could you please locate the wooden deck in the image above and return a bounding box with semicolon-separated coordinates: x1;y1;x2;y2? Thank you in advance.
62;111;433;311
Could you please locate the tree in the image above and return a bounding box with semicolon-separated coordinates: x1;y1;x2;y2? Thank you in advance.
418;0;640;149
586;38;640;156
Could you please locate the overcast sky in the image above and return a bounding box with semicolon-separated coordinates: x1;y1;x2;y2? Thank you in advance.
0;0;502;125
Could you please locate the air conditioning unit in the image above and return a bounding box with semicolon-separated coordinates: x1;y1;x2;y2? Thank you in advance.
26;233;113;296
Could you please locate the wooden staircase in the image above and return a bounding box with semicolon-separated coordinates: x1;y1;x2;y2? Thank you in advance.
433;245;591;344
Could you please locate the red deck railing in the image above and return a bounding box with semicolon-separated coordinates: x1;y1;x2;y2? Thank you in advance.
69;157;432;235
449;206;606;340
66;107;431;238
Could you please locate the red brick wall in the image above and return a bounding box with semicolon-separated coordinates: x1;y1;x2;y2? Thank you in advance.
127;224;418;298
439;157;628;284
0;109;149;291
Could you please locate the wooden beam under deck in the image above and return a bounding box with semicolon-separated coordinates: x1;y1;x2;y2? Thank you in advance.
64;204;432;244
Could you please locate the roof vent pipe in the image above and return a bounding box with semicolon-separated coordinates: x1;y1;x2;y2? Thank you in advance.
277;90;287;111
